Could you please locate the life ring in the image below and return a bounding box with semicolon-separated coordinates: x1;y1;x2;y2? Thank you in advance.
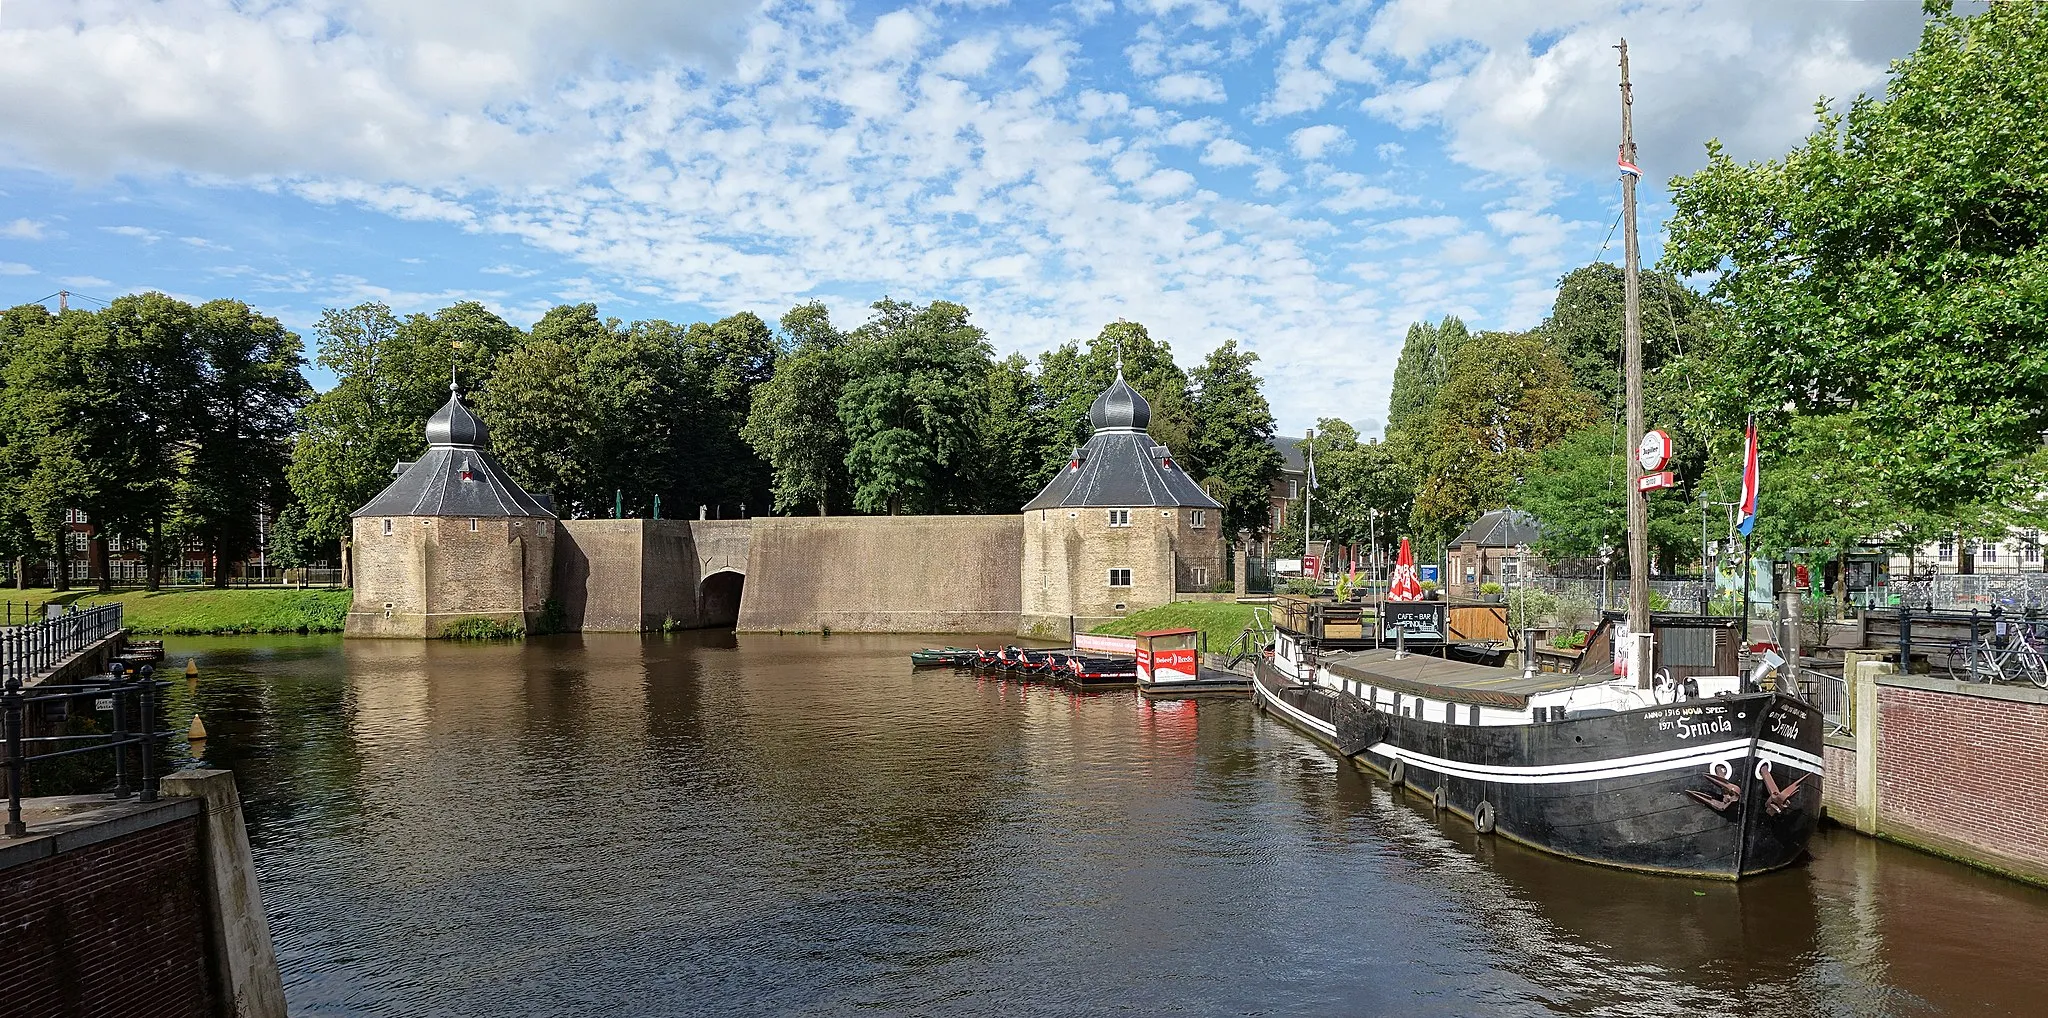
1388;757;1406;787
1432;784;1448;810
1474;800;1496;834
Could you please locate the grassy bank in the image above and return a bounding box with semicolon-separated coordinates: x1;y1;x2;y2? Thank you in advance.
4;587;353;635
1088;601;1258;654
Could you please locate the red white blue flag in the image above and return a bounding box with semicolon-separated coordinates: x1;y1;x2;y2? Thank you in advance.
1737;418;1760;537
1618;145;1641;178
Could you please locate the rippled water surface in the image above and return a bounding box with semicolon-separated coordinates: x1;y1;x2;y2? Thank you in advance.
166;632;2048;1017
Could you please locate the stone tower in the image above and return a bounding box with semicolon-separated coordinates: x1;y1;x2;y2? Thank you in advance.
1019;371;1226;637
346;381;558;637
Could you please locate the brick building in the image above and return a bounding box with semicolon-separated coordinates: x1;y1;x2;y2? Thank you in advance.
346;380;558;637
1448;508;1542;597
31;509;274;587
1020;372;1226;636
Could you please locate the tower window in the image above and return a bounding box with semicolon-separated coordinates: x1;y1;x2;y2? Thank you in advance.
1190;510;1205;528
1108;568;1132;587
383;519;393;536
469;518;479;532
1107;509;1131;527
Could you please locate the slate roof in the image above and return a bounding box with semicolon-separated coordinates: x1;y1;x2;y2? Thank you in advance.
1022;372;1223;511
1452;508;1541;548
352;384;557;520
1271;435;1306;474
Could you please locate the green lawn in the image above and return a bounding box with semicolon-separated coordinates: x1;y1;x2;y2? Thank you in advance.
1088;601;1260;655
2;587;353;635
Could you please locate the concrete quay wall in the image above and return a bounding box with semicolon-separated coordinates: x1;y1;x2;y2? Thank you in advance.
0;770;285;1018
553;520;752;632
736;515;1022;634
1825;665;2048;887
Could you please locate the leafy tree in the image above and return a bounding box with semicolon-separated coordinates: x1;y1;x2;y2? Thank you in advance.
674;312;777;514
179;300;309;586
1517;423;1697;572
0;307;122;590
1409;331;1598;546
1540;263;1714;414
1662;1;2048;518
1034;321;1194;481
744;303;849;516
477;338;600;516
1385;316;1470;438
837;299;991;515
1301;419;1410;562
971;353;1053;513
1187;339;1283;536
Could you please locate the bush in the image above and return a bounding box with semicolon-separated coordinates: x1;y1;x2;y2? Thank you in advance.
1280;577;1322;595
441;617;524;640
1549;629;1590;650
1208;580;1236;594
1505;588;1559;630
1648;590;1672;612
1480;581;1505;595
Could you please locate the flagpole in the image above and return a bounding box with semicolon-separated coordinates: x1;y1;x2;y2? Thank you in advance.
1742;413;1755;662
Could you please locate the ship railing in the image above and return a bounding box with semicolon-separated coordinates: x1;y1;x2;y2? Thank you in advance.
1227;607;1274;668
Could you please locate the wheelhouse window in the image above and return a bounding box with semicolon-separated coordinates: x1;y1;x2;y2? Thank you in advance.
1190;509;1205;528
1108;568;1132;587
1107;509;1131;527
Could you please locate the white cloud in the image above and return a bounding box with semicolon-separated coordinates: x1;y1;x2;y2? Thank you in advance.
933;36;1000;77
481;264;542;277
1376;215;1462;241
180;236;227;249
1288;124;1350;161
1259;36;1336;118
0;262;34;275
60;275;113;288
102;225;163;242
1201;138;1256;167
1;219;46;240
1150;72;1226;104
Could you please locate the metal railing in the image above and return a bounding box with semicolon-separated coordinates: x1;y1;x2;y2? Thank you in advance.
0;604;123;682
0;601;50;628
3;664;172;836
1888;573;2048;610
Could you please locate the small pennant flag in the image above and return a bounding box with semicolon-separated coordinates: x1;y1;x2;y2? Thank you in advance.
1387;537;1424;602
1617;145;1641;178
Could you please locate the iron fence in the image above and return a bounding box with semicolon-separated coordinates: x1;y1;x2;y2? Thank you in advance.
0;601;50;628
0;604;123;682
1887;573;2048;610
3;666;172;836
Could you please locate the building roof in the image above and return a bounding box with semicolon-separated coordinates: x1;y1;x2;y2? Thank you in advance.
1271;435;1306;475
1023;371;1223;511
352;382;557;520
1453;508;1541;548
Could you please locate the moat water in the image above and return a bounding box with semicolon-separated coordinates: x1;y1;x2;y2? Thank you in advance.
164;632;2048;1017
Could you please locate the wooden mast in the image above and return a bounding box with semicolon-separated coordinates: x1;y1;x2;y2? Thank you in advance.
1619;39;1651;687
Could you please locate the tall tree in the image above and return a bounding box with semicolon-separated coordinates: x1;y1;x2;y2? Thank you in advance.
1410;331;1597;546
97;293;204;589
1385;316;1470;438
1539;263;1713;413
1301;419;1411;561
1186;340;1283;536
744;302;849;516
1035;321;1194;480
837;299;991;515
476;338;598;516
1662;1;2048;518
179;300;309;586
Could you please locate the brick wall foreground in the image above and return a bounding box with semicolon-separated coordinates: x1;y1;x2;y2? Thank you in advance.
1828;671;2048;887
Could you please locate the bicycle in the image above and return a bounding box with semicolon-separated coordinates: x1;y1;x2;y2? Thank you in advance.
1944;629;2048;688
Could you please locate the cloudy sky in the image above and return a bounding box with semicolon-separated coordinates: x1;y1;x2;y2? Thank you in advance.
0;0;1930;434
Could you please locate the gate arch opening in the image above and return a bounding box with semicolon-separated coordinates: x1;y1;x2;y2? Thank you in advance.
698;570;745;629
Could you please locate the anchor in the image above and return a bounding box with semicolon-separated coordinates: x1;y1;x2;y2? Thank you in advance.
1686;774;1743;813
1758;761;1807;817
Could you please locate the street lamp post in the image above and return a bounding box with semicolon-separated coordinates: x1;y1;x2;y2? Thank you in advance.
1516;542;1535;678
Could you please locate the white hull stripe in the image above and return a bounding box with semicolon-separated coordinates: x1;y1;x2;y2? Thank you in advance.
1260;678;1826;784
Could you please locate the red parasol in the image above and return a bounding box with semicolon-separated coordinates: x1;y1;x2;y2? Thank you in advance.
1386;537;1424;602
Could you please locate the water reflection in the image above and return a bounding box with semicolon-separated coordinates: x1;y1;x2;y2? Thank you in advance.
166;633;2048;1017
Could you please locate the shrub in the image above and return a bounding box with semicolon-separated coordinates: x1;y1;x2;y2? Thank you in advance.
1549;629;1590;650
441;617;524;640
1280;577;1322;595
1208;580;1236;594
1479;581;1505;595
1505;588;1559;630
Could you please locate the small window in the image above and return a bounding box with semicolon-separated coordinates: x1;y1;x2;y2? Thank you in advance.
1502;558;1521;580
1190;509;1205;528
1191;566;1209;587
1107;509;1131;527
469;518;479;532
1445;702;1455;724
1108;568;1132;587
1287;480;1299;500
383;518;393;536
1468;705;1481;726
1983;542;1999;563
1939;537;1954;560
2026;530;2041;563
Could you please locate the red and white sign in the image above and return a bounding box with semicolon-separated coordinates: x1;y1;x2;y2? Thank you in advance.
1137;646;1198;683
1303;554;1320;578
1637;429;1672;472
1636;470;1676;492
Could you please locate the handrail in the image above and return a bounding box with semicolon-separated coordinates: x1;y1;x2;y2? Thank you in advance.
3;663;171;837
0;603;123;682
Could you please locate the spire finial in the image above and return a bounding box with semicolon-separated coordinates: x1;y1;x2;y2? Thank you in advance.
450;359;459;396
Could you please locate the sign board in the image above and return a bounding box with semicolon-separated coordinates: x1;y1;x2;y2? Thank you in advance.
1794;564;1811;591
1637;429;1672;472
1274;558;1303;574
1073;633;1136;656
1380;601;1447;644
1137;645;1199;683
1303;554;1320;578
1636;470;1676;492
1418;564;1439;583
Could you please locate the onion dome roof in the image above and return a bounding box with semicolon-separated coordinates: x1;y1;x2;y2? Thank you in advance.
1088;371;1151;431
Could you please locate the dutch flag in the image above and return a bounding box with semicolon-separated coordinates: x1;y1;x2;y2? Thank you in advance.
1618;145;1642;179
1737;418;1760;537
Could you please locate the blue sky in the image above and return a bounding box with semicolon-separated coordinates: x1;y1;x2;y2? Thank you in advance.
0;0;1928;434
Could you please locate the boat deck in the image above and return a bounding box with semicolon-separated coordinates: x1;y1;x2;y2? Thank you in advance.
1320;648;1614;710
